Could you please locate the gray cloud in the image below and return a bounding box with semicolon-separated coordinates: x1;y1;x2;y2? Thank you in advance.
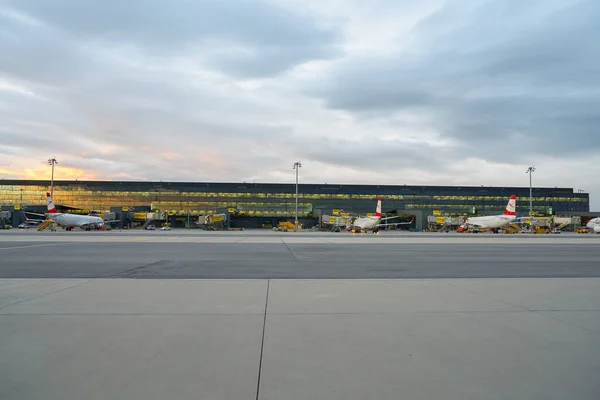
9;0;327;45
309;0;600;161
0;10;106;86
4;0;341;78
297;137;454;173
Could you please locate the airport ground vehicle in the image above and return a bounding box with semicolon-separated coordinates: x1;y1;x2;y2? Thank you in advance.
275;221;297;232
145;225;156;230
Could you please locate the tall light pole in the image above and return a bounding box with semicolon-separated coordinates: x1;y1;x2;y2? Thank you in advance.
526;166;536;217
293;161;302;229
48;157;57;198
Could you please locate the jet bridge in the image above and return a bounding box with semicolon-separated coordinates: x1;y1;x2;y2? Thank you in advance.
551;216;580;231
321;214;353;231
196;213;228;230
527;216;580;232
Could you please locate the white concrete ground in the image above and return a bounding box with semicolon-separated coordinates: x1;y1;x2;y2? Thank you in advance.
1;278;599;400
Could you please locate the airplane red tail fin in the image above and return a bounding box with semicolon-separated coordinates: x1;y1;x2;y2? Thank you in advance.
503;195;517;216
375;197;382;217
46;192;58;214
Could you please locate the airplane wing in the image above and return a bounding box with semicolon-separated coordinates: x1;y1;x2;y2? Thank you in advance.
23;211;46;218
21;214;43;226
375;217;414;228
380;215;413;221
465;220;485;227
515;217;541;223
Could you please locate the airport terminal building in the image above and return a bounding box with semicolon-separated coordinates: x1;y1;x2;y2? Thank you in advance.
0;180;591;230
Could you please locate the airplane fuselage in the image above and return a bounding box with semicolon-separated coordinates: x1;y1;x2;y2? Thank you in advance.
49;213;104;229
586;218;600;233
465;215;516;229
350;216;381;231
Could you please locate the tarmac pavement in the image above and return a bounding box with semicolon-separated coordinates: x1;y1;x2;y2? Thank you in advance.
1;230;599;399
0;230;598;279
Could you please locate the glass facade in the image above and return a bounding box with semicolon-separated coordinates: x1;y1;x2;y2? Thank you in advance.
0;180;590;217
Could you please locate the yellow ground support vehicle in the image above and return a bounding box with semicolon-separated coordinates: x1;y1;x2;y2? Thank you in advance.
577;227;590;234
276;221;297;232
502;223;521;234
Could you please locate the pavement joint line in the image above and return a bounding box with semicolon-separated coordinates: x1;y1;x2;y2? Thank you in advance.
0;313;266;316
0;242;78;251
280;238;298;261
528;309;600;312
4;277;599;282
255;279;270;400
2;310;598;317
264;310;563;315
124;348;163;389
445;281;600;335
445;280;536;313
0;310;568;316
533;311;600;335
0;279;93;311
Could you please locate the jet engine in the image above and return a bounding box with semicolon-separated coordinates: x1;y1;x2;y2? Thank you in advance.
594;225;600;233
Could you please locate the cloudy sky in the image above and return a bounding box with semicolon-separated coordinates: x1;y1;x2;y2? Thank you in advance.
1;0;599;208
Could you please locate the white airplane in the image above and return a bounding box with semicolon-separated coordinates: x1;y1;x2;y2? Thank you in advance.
21;215;41;227
464;195;517;229
586;217;600;233
26;192;113;231
348;197;414;233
